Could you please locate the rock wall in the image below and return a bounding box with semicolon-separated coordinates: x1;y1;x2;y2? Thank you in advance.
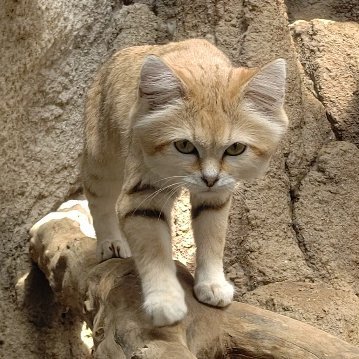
0;0;358;357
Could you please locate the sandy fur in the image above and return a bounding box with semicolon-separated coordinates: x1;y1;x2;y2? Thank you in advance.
82;39;288;326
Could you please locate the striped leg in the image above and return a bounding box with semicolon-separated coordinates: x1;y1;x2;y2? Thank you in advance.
190;193;234;307
118;181;187;327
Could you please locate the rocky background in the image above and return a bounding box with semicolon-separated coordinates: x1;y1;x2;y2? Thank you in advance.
1;0;358;357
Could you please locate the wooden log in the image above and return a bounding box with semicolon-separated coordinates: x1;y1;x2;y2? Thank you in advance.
29;200;359;359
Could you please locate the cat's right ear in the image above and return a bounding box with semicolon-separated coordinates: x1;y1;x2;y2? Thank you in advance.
138;55;183;111
242;59;287;113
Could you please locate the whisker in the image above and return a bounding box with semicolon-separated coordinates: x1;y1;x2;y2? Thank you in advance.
151;175;188;185
158;183;184;221
131;182;184;215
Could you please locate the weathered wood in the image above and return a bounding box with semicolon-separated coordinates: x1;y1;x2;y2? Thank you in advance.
29;201;359;359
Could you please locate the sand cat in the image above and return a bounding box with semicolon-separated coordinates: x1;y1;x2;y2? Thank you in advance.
82;39;288;326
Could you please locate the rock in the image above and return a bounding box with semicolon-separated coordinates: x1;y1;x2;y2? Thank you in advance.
294;141;359;293
286;0;359;23
291;19;359;145
243;281;359;345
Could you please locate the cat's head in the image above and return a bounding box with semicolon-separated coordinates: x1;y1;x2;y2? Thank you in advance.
131;54;288;194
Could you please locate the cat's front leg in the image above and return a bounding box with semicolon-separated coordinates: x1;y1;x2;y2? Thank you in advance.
118;182;187;326
191;193;234;307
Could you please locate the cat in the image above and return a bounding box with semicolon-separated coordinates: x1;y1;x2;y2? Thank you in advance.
81;39;288;327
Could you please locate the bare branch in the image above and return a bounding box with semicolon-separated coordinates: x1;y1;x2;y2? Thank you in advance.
29;201;359;358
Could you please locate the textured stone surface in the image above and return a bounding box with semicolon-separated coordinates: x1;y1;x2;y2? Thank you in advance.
243;281;359;345
294;142;359;293
1;0;358;357
291;19;359;145
286;0;359;22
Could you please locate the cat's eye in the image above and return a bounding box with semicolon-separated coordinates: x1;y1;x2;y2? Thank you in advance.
174;140;197;154
225;142;246;156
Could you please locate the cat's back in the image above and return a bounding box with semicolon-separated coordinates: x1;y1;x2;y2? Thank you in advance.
94;38;231;109
109;38;230;76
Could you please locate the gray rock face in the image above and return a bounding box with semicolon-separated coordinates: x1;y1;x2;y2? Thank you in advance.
243;281;359;345
1;0;358;357
295;142;359;293
291;19;359;145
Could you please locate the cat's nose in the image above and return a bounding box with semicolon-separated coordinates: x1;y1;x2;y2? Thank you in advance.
201;175;219;187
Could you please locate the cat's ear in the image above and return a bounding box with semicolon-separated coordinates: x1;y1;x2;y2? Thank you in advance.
138;55;183;110
242;59;286;113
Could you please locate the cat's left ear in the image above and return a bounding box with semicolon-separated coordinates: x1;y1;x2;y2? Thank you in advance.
242;59;286;113
138;55;184;111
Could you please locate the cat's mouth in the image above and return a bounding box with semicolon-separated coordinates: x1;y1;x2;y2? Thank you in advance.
200;186;221;194
199;185;232;196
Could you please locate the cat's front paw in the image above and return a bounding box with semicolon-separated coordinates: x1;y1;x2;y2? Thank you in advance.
96;238;132;262
144;289;187;327
194;279;233;307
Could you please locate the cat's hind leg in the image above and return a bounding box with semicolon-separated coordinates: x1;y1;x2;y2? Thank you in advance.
82;157;131;261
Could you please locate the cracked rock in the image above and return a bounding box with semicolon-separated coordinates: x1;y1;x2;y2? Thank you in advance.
294;141;359;293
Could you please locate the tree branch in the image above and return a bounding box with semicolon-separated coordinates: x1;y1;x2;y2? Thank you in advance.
29;201;359;358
